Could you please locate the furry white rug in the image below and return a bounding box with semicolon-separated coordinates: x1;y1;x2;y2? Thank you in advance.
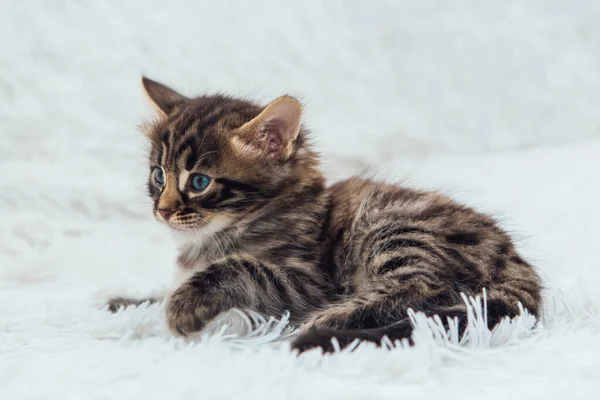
2;139;600;399
2;1;600;399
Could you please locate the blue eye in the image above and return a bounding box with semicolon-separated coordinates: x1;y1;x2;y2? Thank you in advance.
153;167;165;187
190;174;211;191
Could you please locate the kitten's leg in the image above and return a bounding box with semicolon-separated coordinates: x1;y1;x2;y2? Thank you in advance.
166;256;325;336
106;296;163;313
298;227;465;334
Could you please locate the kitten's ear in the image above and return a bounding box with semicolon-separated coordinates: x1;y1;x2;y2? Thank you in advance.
141;77;187;116
234;96;302;160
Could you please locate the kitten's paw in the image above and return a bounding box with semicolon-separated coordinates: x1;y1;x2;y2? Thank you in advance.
166;285;223;336
106;297;157;313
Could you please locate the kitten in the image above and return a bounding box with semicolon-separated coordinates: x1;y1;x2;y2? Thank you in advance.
108;77;542;353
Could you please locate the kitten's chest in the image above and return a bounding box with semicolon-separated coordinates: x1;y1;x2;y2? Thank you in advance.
173;237;228;286
174;251;210;286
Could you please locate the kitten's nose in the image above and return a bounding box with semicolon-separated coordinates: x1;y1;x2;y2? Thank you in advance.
158;208;174;220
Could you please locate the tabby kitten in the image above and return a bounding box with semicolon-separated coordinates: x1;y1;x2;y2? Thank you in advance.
108;77;542;353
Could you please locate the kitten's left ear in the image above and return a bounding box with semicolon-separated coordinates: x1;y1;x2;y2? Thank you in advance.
234;96;302;160
141;77;187;116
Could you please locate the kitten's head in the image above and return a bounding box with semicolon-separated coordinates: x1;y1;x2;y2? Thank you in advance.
140;77;320;235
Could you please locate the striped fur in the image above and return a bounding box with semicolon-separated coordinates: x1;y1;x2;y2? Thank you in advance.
108;77;542;353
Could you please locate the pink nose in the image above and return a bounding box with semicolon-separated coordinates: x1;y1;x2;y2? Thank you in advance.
158;208;174;220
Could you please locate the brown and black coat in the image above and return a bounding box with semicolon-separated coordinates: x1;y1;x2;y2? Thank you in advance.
108;77;542;353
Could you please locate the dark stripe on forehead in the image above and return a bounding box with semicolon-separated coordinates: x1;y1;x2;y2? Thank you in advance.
174;106;225;144
171;109;195;134
163;126;180;166
215;178;259;193
159;139;169;166
196;107;227;133
155;146;163;166
185;150;196;170
170;108;228;168
177;136;198;164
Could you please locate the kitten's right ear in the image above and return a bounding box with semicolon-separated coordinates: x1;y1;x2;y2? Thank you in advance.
141;77;187;116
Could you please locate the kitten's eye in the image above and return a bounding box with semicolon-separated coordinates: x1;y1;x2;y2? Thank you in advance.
189;174;211;192
152;166;165;187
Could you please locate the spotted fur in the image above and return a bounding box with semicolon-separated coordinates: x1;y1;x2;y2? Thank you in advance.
108;77;542;353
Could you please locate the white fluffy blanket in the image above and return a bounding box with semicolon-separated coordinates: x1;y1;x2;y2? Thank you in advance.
2;1;600;399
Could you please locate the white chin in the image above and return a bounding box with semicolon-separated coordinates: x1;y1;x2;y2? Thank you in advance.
168;225;196;235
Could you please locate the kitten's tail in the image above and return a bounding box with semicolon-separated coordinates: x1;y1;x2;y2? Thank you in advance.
291;320;416;353
291;294;534;354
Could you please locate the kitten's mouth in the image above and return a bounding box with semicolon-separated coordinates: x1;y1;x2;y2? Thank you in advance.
154;214;194;231
154;209;232;238
155;211;204;231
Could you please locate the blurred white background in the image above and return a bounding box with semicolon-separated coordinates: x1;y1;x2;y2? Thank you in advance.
2;0;599;166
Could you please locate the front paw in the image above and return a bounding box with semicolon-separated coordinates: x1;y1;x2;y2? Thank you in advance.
166;284;224;336
106;296;158;313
